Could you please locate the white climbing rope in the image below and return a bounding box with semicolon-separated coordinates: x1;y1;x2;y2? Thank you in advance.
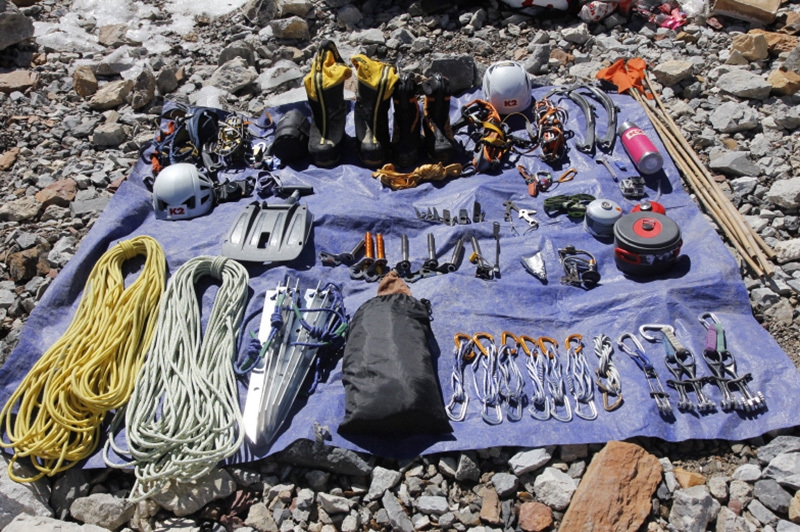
104;255;250;500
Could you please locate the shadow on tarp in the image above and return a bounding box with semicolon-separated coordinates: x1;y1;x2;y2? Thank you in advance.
2;88;800;470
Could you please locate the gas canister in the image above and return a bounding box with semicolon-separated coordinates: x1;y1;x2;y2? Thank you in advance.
613;211;682;276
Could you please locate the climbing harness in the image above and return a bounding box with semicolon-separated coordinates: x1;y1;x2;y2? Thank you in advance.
617;332;672;415
446;333;475;422
565;334;597;420
105;256;249;500
240;278;348;446
0;236;166;482
471;333;503;425
640;324;716;413
214;112;275;167
698;313;766;412
593;334;623;411
497;332;526;422
539;336;573;422
518;335;551;420
557;246;600;289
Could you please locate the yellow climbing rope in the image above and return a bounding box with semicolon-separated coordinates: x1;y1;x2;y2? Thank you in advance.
0;235;166;482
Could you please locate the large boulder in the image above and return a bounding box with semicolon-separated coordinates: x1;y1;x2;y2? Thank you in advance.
0;2;33;51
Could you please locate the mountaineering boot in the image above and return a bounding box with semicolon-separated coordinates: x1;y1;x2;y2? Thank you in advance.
421;73;456;164
303;40;351;168
391;72;422;167
351;54;399;167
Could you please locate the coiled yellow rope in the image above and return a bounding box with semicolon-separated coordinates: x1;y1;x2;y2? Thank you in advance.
0;235;166;482
105;255;249;500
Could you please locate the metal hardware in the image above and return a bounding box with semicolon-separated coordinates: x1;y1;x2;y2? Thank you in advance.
319;239;365;267
617;332;672;415
596;156;617;182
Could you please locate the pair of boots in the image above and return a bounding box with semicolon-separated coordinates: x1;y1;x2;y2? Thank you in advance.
303;41;455;169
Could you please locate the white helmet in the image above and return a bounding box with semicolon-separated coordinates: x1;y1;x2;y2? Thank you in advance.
482;61;533;115
152;163;215;220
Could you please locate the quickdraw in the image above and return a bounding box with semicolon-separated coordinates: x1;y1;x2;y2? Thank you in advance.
593;334;623;411
617;332;672;415
539;336;573;422
445;333;474;422
565;334;597;420
533;97;569;163
471;332;503;425
518;334;550;420
497;332;525;422
640;324;716;413
699;313;766;412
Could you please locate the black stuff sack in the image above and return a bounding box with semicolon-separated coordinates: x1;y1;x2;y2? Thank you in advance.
338;291;452;435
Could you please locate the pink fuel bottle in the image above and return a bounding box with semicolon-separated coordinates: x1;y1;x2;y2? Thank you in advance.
618;121;664;175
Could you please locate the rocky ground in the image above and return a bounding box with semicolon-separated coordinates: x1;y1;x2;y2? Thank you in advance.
3;0;800;530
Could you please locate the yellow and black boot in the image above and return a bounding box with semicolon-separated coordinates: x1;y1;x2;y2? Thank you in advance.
391;73;421;167
422;73;455;164
303;40;351;168
351;54;399;167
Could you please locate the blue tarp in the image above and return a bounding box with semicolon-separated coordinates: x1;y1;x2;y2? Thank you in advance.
3;87;800;468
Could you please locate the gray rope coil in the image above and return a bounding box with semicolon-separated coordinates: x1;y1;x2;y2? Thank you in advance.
104;255;250;500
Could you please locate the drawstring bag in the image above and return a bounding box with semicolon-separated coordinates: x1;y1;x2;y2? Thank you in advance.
338;272;452;435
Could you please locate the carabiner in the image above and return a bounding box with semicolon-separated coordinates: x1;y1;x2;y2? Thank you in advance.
539;336;559;358
516;334;538;358
565;333;583;354
639;323;673;342
698;312;721;329
472;332;495;357
501;331;518;354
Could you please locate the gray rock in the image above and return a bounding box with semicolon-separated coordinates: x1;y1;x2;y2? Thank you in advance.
767;178;800;209
561;23;590;44
270;16;310;39
382;491;413;532
304;470;329;492
748;498;779;526
258;59;304;92
366;467;402;502
523;44;551;76
594;35;629;53
733;463;762;482
751;287;780;310
341;514;360;532
318;492;350;514
669;486;720;532
710;102;760;133
438;456;457;478
0;289;15;310
730;176;759;197
569;60;604;81
219;40;256;67
277;0;312;17
763;453;800;482
560;444;589;462
95;46;137;76
245;501;278;532
70;197;110;217
14;231;38;250
708;150;761;177
0;196;41;222
416;495;448;515
491;472;518;498
509;447;553;476
88;79;134;111
754;479;792;514
352;28;385;44
3;514;107;532
708;476;729;502
0;455;53;530
0;9;34;51
777;520;800;532
275;440;371;477
156;67;179;95
759;437;800;464
130;67;156;110
70;493;135;530
455;454;481;482
151;468;236;517
50;468;90;520
205;57;258;93
189;85;228;108
533;467;576;511
717;69;772;100
426;55;476;94
336;5;362;27
93;122;127;147
652;60;694;86
776;473;800;491
716;506;758;532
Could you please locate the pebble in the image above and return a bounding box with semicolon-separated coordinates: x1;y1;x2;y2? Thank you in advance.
3;0;800;530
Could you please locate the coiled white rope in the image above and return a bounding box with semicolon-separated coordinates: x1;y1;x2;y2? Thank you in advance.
105;255;249;500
